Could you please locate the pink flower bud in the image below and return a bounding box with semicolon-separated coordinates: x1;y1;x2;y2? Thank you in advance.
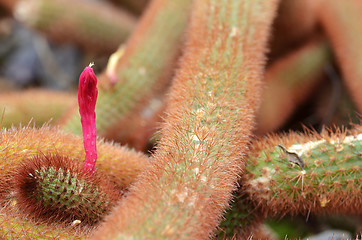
78;63;98;175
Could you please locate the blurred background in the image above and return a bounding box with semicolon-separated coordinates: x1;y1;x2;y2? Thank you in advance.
0;0;148;91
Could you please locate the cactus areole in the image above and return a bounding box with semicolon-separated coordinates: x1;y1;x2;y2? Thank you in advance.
78;63;98;175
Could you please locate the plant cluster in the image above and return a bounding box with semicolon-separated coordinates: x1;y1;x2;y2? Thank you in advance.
0;0;360;239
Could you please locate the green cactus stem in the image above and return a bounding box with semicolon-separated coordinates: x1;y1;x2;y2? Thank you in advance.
0;202;88;240
13;0;136;55
61;0;193;147
0;126;149;203
0;89;75;128
318;0;362;112
90;0;279;239
0;126;149;236
219;125;362;238
13;154;120;225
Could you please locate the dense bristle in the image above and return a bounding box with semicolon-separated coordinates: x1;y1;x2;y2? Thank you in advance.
0;200;90;239
13;154;120;225
90;0;279;239
243;125;362;217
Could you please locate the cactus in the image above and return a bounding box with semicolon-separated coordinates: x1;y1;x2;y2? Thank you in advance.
0;0;361;238
0;126;149;237
11;0;136;55
0;203;88;239
257;38;331;133
13;154;120;225
219;124;362;238
0;126;148;200
244;126;361;216
270;0;321;58
318;0;362;112
107;0;149;16
61;0;193;149
0;89;75;128
90;0;279;239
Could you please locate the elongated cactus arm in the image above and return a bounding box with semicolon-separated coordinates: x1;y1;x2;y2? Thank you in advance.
12;0;136;54
0;127;149;197
0;202;88;240
0;89;75;128
318;0;362;112
257;38;331;133
91;0;279;239
61;0;193;147
0;126;149;237
219;125;362;238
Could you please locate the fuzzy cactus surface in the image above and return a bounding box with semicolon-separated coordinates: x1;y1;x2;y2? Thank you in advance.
257;38;331;133
14;154;120;225
0;89;75;128
0;0;361;238
61;0;193;148
90;0;279;239
318;0;362;112
219;125;362;238
12;0;136;55
0;127;148;201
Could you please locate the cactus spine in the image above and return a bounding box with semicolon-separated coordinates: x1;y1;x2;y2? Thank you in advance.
90;0;279;239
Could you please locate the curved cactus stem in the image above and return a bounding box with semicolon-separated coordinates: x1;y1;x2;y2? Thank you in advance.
90;0;279;239
61;0;193;149
12;0;136;54
318;0;362;113
219;125;362;237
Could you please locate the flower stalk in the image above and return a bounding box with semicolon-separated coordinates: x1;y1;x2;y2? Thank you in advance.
78;64;98;175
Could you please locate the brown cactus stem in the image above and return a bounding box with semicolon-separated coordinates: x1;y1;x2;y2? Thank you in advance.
0;126;149;203
256;38;331;134
13;0;136;55
318;0;362;113
269;0;321;58
107;0;149;16
220;125;362;237
0;202;89;239
109;93;166;151
13;154;120;225
0;89;75;128
61;0;192;149
91;0;279;239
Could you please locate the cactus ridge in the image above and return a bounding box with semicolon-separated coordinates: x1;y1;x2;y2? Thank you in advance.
35;167;107;212
14;154;120;225
243;126;362;217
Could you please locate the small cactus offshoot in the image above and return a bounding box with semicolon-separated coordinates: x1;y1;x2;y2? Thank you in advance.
13;154;120;225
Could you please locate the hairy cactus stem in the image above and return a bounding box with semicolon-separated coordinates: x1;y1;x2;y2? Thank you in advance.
269;0;321;58
256;38;331;134
318;0;362;112
13;0;136;55
91;0;279;239
0;89;75;128
60;0;193;149
13;154;120;225
0;126;149;205
220;125;362;237
0;200;88;239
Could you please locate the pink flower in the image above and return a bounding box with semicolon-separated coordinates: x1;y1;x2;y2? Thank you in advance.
78;63;98;175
